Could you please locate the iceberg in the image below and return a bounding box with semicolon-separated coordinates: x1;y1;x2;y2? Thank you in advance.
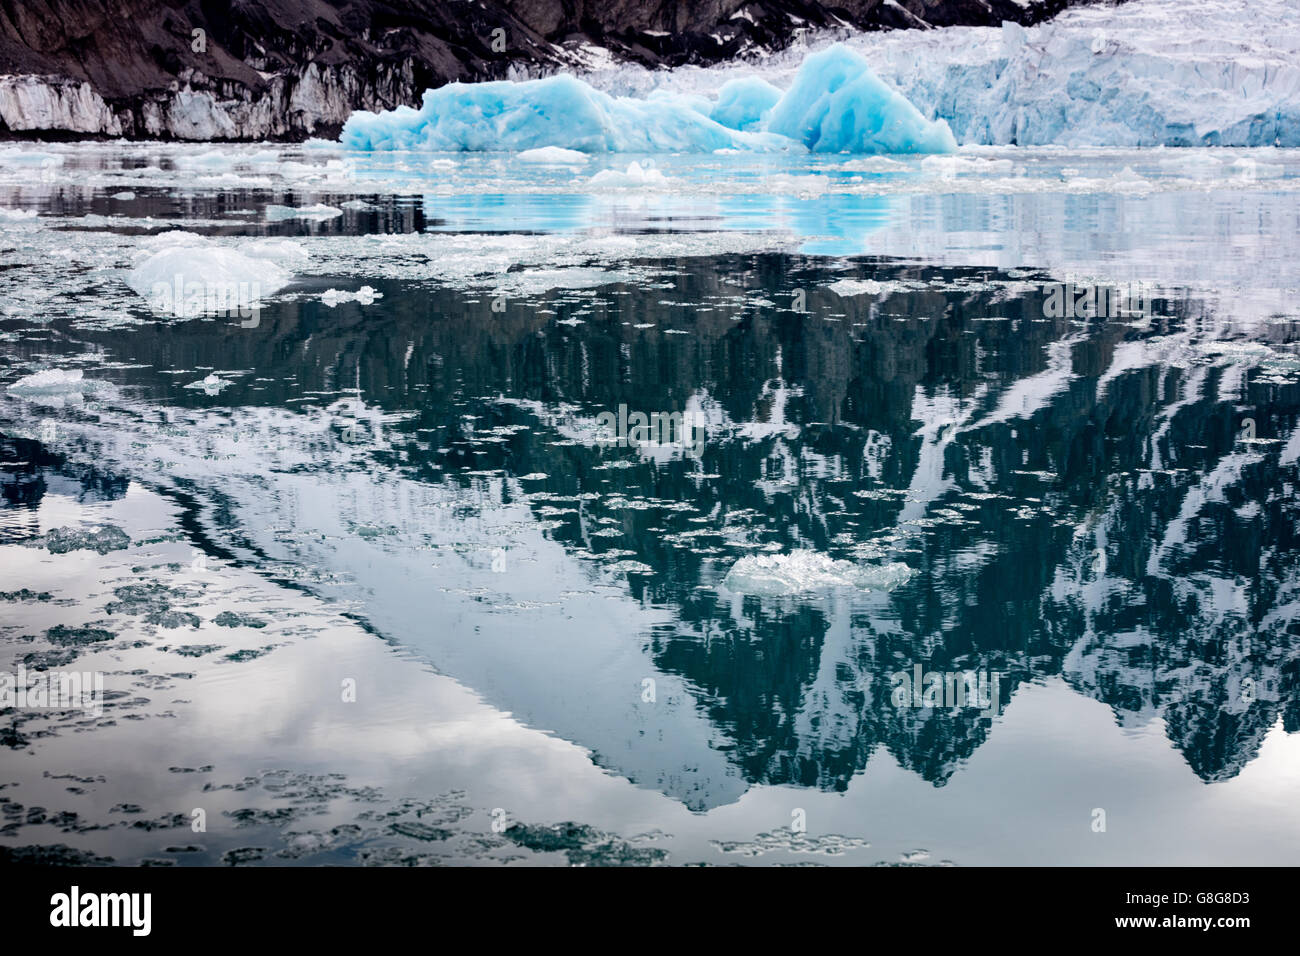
764;46;957;154
340;43;955;156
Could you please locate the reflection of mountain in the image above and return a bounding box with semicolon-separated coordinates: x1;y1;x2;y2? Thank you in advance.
4;255;1299;806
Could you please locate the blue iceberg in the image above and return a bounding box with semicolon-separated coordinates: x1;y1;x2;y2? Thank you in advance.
340;44;955;156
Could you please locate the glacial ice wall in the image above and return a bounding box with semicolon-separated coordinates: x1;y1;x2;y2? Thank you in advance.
578;0;1300;148
340;45;958;155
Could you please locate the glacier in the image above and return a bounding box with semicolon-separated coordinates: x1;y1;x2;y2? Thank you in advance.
578;0;1300;148
340;44;957;155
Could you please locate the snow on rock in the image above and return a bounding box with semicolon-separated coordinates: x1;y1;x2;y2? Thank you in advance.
340;43;956;155
722;550;916;596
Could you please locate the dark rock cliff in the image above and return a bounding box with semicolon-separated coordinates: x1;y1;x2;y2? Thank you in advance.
0;0;1095;140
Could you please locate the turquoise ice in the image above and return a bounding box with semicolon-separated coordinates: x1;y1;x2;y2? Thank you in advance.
340;44;956;155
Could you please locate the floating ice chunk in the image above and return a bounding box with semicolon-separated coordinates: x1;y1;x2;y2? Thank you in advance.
41;525;130;555
125;234;295;317
174;149;238;169
320;286;383;307
828;278;884;297
589;161;669;187
245;238;309;267
265;203;343;221
764;45;957;154
0;149;63;167
722;550;915;596
185;373;230;394
340;199;377;210
841;156;908;172
340;44;952;155
110;190;136;200
9;368;90;394
7;368;112;407
517;146;591;164
920;155;1015;177
0;207;37;220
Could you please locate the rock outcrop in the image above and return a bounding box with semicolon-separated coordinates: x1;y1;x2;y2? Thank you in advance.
0;0;1088;141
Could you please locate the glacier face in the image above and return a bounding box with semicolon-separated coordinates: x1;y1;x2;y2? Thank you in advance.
579;0;1300;148
340;44;957;155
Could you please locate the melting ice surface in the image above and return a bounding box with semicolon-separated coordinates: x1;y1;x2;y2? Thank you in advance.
341;45;958;155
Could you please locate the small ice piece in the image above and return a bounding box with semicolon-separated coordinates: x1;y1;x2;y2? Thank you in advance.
8;368;88;393
722;550;915;596
185;373;230;394
320;286;383;307
0;207;37;220
517;146;590;164
828;278;884;297
589;161;669;187
41;525;130;555
340;199;377;210
110;191;136;200
265;203;343;220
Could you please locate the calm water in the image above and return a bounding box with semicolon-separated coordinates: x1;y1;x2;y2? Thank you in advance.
1;143;1299;865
